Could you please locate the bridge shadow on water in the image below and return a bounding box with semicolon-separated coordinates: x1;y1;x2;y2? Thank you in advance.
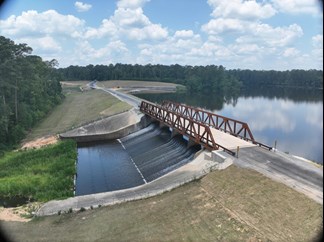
75;124;201;196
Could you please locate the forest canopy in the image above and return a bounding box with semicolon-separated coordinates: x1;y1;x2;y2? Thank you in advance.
57;64;323;90
0;36;63;154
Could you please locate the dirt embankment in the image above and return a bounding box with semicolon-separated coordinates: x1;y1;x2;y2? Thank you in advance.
21;136;59;150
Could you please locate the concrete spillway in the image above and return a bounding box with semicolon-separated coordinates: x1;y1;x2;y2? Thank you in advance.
75;124;201;196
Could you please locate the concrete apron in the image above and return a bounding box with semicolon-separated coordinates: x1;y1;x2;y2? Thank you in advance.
36;150;233;216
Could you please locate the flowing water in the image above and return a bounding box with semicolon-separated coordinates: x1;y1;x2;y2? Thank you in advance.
75;124;200;196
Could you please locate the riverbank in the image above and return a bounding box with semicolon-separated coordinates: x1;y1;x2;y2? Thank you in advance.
0;140;77;217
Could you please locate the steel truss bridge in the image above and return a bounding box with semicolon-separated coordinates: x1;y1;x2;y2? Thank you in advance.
140;100;271;156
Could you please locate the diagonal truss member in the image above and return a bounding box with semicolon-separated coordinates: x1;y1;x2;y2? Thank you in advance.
140;101;235;155
161;100;271;149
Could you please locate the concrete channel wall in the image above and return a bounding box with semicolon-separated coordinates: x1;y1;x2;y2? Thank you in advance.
59;109;153;142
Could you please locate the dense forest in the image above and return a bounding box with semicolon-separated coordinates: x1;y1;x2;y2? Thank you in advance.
228;69;323;89
57;64;323;90
56;64;242;93
0;36;63;154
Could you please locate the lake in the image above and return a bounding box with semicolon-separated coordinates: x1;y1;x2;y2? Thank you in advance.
135;88;323;164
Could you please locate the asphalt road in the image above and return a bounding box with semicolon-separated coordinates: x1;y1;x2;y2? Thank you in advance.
234;146;323;203
90;81;143;108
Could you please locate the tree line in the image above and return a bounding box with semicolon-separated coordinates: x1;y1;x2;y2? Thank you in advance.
0;36;63;154
228;69;323;89
57;64;323;90
56;64;242;93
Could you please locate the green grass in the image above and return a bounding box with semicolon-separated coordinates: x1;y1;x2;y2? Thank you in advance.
1;166;322;242
25;88;132;141
0;140;77;202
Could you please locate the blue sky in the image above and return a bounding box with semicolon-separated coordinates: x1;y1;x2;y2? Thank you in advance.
0;0;322;70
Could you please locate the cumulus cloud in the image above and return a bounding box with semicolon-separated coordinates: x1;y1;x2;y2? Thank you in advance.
174;30;194;39
0;0;321;69
202;18;248;34
271;0;321;15
117;0;150;9
235;23;303;47
84;1;168;41
311;34;323;64
207;0;277;20
200;0;309;69
74;1;92;12
283;47;300;57
0;10;85;38
17;36;62;53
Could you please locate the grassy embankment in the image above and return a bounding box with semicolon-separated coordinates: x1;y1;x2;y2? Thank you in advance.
25;81;132;141
0;140;77;202
0;82;132;203
2;165;322;241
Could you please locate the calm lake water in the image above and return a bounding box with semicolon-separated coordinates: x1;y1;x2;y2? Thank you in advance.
136;88;323;164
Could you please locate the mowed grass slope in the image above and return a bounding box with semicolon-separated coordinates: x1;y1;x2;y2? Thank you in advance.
2;165;322;242
0;140;77;202
25;87;131;141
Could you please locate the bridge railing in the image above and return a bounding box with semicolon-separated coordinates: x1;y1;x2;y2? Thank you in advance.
140;101;235;155
161;100;271;150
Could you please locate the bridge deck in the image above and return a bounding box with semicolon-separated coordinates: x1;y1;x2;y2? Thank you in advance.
180;119;255;151
210;128;256;150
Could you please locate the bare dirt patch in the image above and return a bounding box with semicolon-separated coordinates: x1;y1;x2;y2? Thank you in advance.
21;136;59;150
0;202;43;222
0;208;30;222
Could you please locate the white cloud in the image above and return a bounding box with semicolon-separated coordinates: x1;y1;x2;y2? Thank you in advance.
312;34;323;63
0;10;85;38
235;23;303;47
117;0;150;9
174;30;194;39
16;36;62;53
84;1;167;41
74;1;92;12
112;7;150;28
69;40;129;66
200;0;306;69
207;0;277;20
271;0;321;15
0;0;321;69
202;18;248;34
84;19;117;39
282;47;300;57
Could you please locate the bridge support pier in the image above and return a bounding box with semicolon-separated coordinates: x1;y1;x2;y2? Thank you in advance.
159;122;169;129
171;129;180;138
187;139;197;149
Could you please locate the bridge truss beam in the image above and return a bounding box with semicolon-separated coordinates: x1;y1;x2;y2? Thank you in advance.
140;101;235;155
161;100;271;150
